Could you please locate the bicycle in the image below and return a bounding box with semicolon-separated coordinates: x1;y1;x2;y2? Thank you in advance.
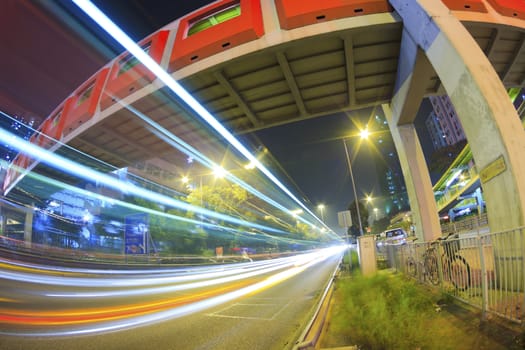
421;242;440;286
405;234;470;290
406;254;417;278
439;232;471;291
404;243;418;278
404;241;439;285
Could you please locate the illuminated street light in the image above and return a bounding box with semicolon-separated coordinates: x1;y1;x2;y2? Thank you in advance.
291;209;303;217
181;176;189;184
244;161;256;170
213;165;227;178
317;204;325;222
342;128;370;236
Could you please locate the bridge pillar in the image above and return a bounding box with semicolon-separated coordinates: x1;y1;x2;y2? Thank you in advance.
390;0;525;233
383;27;442;242
382;105;441;242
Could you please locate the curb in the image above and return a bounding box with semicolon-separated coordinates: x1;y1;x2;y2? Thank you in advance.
292;260;341;350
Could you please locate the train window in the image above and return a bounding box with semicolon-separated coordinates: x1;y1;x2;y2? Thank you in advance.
117;42;152;76
187;2;241;37
77;83;94;106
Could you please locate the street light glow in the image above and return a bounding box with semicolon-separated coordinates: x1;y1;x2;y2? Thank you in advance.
317;204;325;222
291;209;303;217
213;166;227;178
360;128;370;139
244;161;256;170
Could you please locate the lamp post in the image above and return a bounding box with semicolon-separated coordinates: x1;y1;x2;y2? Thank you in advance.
342;128;369;236
317;204;325;222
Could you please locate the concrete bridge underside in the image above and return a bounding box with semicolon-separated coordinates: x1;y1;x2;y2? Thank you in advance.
21;0;525;240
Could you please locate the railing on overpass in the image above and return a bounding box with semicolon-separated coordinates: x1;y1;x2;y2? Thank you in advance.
441;212;489;235
382;228;525;324
434;156;478;212
433;88;525;214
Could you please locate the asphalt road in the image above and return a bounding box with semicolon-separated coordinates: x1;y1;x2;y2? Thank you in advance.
0;249;342;350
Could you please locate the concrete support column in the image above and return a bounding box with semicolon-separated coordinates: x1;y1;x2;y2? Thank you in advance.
390;0;525;233
384;27;442;241
383;105;441;241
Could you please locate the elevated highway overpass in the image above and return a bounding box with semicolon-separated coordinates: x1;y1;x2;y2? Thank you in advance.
4;0;525;242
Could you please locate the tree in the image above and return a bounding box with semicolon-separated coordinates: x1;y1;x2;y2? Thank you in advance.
185;183;252;252
186;183;248;216
348;200;369;236
371;216;390;235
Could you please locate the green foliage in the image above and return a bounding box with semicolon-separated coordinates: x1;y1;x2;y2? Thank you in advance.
342;249;359;271
371;216;390;235
331;273;441;349
186;183;248;216
348;200;368;235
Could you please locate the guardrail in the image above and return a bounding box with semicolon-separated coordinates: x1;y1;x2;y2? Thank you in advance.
0;234;284;268
292;255;342;350
385;228;525;324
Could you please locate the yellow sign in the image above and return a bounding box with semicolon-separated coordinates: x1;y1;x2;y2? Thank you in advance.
480;155;506;183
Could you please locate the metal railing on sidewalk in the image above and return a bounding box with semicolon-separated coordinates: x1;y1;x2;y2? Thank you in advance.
384;228;525;324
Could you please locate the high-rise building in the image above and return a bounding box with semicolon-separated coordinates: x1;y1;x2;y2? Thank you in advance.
371;113;409;216
425;95;466;150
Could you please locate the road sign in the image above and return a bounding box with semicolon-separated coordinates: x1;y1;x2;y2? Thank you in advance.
338;210;352;228
125;213;148;254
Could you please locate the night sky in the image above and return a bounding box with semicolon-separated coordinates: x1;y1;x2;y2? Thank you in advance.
2;1;436;234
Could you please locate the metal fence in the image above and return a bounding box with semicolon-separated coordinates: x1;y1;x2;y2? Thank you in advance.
440;212;489;235
384;228;525;324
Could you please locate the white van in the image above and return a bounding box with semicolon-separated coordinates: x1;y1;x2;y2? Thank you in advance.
383;228;408;246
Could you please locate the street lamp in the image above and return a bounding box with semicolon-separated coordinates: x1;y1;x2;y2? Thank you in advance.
317;204;325;222
342;128;369;236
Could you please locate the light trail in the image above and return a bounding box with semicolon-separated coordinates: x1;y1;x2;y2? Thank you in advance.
22;168;290;239
71;0;333;234
0;127;287;235
0;246;345;336
128;104;311;226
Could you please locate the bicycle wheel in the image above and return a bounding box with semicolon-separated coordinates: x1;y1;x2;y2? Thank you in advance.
449;255;471;291
406;258;417;277
441;256;451;281
425;254;440;285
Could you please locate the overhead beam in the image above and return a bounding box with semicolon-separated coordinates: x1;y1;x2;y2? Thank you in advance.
276;52;307;117
74;135;142;166
343;35;357;107
485;27;501;61
213;70;262;128
502;33;525;84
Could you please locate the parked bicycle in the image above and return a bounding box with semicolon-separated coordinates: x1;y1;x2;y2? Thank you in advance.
404;233;471;290
440;232;471;291
404;240;439;285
